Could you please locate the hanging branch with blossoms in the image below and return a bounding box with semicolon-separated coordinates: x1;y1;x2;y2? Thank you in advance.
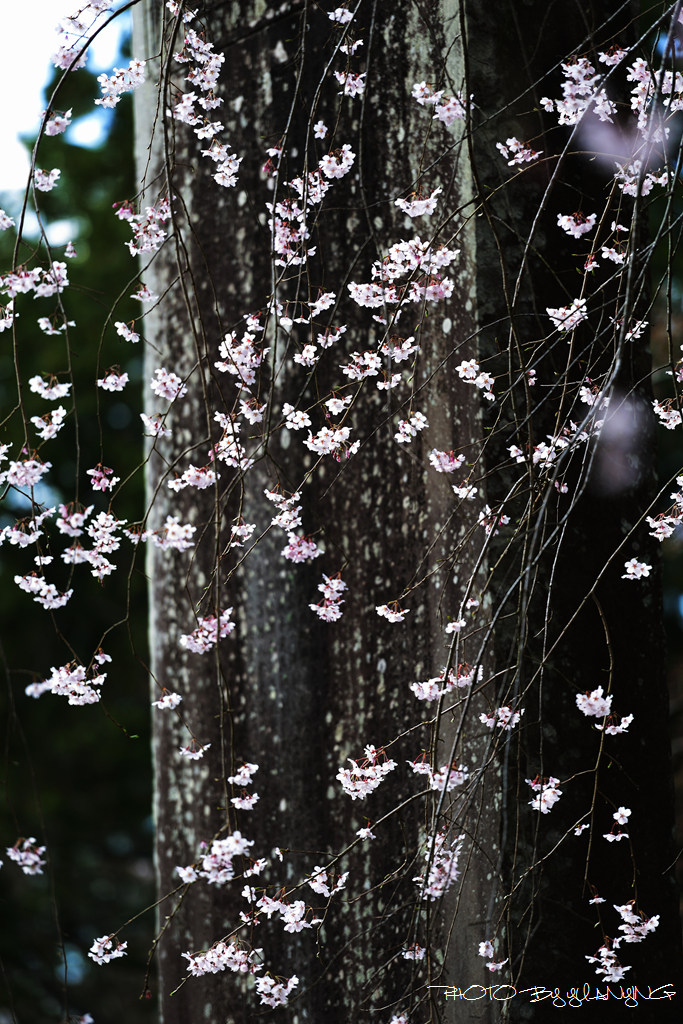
2;1;683;1022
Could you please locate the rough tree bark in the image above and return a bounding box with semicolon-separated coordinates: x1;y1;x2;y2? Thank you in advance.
133;2;682;1022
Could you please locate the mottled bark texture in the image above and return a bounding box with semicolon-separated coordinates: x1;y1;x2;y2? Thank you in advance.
134;2;494;1022
133;1;682;1023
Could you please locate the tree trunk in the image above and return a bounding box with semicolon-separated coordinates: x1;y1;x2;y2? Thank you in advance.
133;1;682;1022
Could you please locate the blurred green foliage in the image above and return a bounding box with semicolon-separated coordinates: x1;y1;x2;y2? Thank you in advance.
0;42;154;1024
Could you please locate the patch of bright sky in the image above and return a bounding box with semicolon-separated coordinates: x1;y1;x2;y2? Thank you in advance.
0;1;129;192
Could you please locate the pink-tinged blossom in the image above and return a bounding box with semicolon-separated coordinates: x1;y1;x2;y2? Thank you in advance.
547;298;588;331
96;59;146;108
34;168;61;192
429;448;465;473
0;209;15;231
179;609;235;653
622;558;652;580
337;745;397;799
168;464;218;491
557;211;596;238
255;974;299;1008
480;705;525;731
395;187;443;217
429;763;469;792
283;404;312;430
356;826;376;840
266;489;303;531
601;245;626;264
87;464;120;492
38;314;74;335
231;793;260;810
182;939;260;977
433;92;469;125
175;864;198;884
140;413;171;437
25;662;105;706
496;137;542;166
652;399;681;430
15;574;73;610
310;572;347;620
214;330;268;387
56;503;93;537
319;144;356;179
152;690;182;709
179;742;211;760
585;943;630;983
281;533;322;563
304;425;359;459
293;344;319;367
542;57;616;125
402;944;426;961
3;456;52;489
576;686;612;717
614;901;659;943
29;375;72;400
328;7;353;23
596;714;634;735
381;335;419;362
376;603;409;622
31;406;67;441
150;367;188;401
44;108;72;135
114;321;140;343
414;830;463;900
527;775;562;813
227;762;258;786
88;935;128;966
334;70;366;97
6;837;46;875
599;47;628;66
313;120;327;138
395;411;428;443
230;520;256;547
615;161;668;198
307;866;348;898
0;301;15;332
97;369;129;391
131;283;158;303
478;504;510;536
150;516;196;551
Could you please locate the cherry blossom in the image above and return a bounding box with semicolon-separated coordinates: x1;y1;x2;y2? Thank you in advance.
97;369;129;391
6;837;47;875
526;775;562;813
179;609;235;653
496;137;542;166
152;691;183;709
480;705;525;731
557;212;596;238
150;367;188;401
414;830;464;900
34;169;61;192
546;298;588;331
44;109;73;136
88;935;128;966
337;745;397;799
621;558;652;580
96;59;146;107
576;686;612;717
376;603;409;622
87;464;120;492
